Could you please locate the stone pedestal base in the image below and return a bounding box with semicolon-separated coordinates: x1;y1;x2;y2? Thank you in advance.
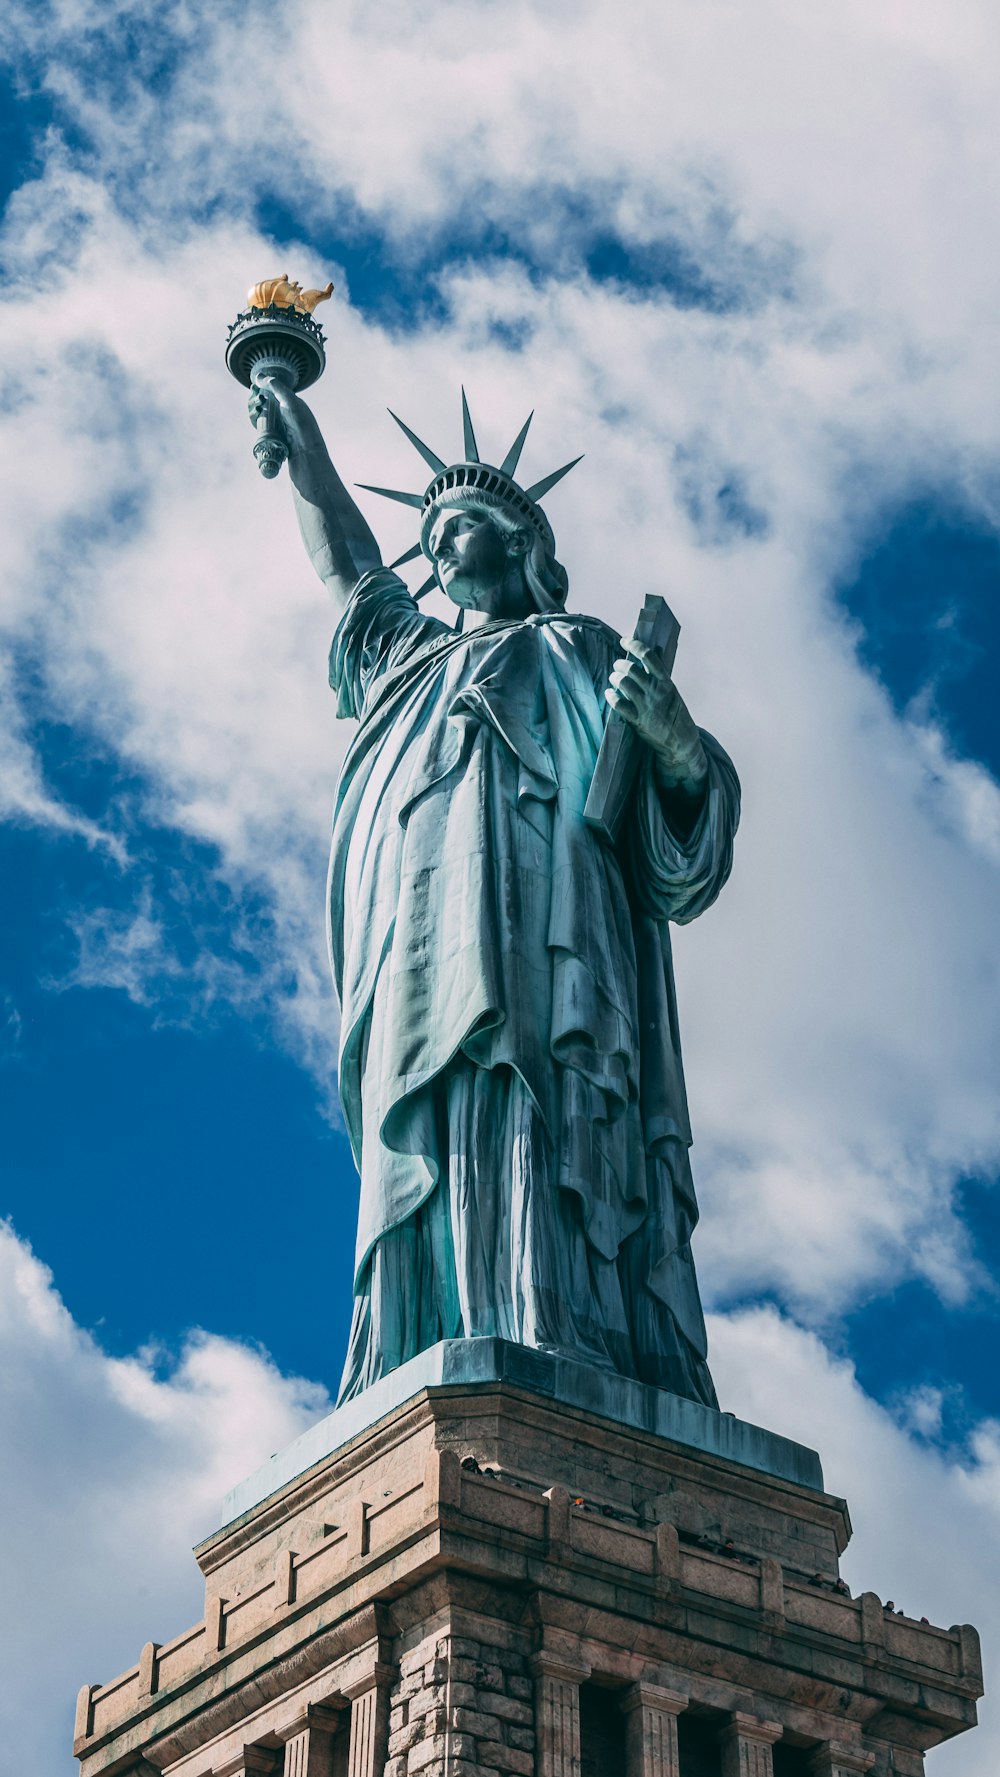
74;1344;982;1777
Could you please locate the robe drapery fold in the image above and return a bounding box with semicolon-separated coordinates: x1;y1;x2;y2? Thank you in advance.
328;569;740;1405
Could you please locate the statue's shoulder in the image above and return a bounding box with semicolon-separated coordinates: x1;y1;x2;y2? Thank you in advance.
531;610;618;639
530;610;620;662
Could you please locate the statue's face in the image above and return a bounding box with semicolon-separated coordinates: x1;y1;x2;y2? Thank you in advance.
428;506;520;610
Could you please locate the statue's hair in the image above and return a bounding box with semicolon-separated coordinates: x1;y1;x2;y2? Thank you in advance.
428;489;569;613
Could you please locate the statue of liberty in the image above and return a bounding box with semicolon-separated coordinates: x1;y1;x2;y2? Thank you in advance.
250;377;740;1410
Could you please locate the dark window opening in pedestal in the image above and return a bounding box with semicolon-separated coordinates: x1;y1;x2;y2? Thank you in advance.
773;1745;813;1775
678;1712;723;1777
580;1682;628;1777
331;1725;350;1777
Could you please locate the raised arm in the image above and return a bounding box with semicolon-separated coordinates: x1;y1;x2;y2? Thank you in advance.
249;375;383;617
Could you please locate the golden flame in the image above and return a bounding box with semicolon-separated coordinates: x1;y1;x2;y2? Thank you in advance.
247;274;334;315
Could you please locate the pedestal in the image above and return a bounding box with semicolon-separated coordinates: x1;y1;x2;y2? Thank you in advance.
73;1340;982;1777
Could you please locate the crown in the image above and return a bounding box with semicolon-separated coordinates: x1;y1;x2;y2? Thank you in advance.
357;391;582;597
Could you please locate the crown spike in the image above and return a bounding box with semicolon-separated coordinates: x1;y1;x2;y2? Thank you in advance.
461;387;480;463
388;542;424;569
523;455;583;503
387;410;446;474
413;573;438;601
356;483;425;508
499;412;533;477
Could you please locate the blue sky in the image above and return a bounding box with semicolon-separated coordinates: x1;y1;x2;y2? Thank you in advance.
2;3;1000;1771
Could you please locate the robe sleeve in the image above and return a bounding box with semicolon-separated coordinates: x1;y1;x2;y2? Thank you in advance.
627;730;741;924
328;568;448;721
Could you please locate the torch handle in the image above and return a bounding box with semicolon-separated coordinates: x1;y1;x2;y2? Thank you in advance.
248;353;299;481
252;389;288;480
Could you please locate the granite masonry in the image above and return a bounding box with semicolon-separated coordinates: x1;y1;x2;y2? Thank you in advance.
73;1343;982;1777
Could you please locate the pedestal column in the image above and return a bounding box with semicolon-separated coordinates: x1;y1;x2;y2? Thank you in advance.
344;1664;395;1777
621;1682;687;1777
719;1713;782;1777
530;1652;591;1777
279;1704;345;1777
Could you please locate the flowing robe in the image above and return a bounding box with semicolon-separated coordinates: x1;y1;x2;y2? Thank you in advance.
328;569;740;1405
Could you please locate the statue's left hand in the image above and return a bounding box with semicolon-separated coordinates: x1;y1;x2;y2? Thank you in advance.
607;636;709;800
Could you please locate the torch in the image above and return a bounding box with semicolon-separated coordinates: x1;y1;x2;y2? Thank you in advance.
225;275;332;478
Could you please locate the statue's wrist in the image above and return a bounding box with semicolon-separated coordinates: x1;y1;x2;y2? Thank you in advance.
652;738;708;802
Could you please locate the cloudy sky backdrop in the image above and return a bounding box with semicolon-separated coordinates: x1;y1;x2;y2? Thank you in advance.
1;1;999;1770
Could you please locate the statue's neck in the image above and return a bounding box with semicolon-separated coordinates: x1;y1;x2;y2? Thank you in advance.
462;604;511;631
459;568;533;629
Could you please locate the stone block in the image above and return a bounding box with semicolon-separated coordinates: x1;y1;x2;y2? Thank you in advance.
481;1690;532;1725
475;1740;535;1774
449;1733;479;1759
442;1655;484;1689
407;1733;449;1773
445;1681;479;1707
452;1706;503;1738
388;1719;424;1757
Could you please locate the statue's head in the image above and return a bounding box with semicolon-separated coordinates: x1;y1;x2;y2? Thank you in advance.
425;491;569;616
359;394;579;616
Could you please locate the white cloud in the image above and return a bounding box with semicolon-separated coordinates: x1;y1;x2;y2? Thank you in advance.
0;1222;330;1775
62;890;179;1005
899;1383;946;1440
